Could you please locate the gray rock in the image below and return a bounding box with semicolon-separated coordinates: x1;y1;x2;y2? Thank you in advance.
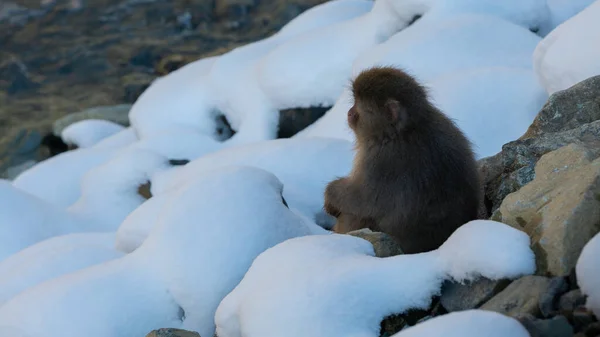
0;129;42;176
559;289;586;312
521;75;600;139
571;308;597;332
52;104;132;136
347;228;403;257
517;314;574;337
496;144;600;276
481;120;600;214
278;106;329;138
145;328;201;337
440;278;511;312
481;275;553;317
539;277;569;317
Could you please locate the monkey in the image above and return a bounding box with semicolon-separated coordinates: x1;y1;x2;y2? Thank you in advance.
324;66;481;254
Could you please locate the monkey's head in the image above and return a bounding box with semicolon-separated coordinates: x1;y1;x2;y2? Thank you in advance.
349;66;431;141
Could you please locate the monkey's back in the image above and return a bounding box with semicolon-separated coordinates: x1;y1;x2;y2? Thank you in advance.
372;114;481;254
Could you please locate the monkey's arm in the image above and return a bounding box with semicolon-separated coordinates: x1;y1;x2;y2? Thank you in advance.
325;177;380;217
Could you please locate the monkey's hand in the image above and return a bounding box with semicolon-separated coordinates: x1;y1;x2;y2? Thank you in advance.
324;178;348;217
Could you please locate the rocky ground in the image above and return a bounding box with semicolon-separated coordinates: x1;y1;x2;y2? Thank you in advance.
0;0;327;174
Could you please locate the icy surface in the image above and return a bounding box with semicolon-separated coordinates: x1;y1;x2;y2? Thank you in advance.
61;120;125;148
576;232;600;319
0;167;323;337
151;137;354;227
391;310;531;337
215;220;535;337
533;0;600;94
0;232;123;306
546;0;596;28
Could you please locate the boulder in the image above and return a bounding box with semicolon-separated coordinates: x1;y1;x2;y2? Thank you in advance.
347;228;403;258
517;314;574;337
145;328;200;337
440;278;511;312
481;275;553;317
495;144;600;276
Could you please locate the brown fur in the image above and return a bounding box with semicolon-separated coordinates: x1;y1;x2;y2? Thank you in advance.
324;66;481;254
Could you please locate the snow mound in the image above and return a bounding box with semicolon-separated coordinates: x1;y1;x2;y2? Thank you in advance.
428;67;548;158
0;149;169;261
61;119;125;148
0;232;123;306
533;0;600;94
0;166;323;337
255;0;422;111
546;0;596;29
151;137;354;228
215;220;535;337
576;231;600;318
91;127;138;150
430;0;551;34
130;0;372;141
391;310;530;337
11;128;217;207
12;147;117;207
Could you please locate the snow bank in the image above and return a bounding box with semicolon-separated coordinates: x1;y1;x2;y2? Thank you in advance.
0;150;169;262
576;232;600;319
151;137;354;228
92;127;138;150
12;128;217;207
130;0;372;141
391;310;530;337
12;147;117;207
428;67;547;158
0;166;323;337
546;0;596;28
533;0;600;94
215;220;535;337
297;15;547;158
61;119;125;148
0;232;123;306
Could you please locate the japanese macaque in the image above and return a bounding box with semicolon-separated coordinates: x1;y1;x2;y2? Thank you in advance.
324;66;481;254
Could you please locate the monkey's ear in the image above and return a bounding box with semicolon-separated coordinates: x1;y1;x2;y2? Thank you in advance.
384;99;407;125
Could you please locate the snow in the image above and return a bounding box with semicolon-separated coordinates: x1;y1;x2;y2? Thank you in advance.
391;310;530;337
533;0;600;95
0;149;169;261
546;0;596;28
576;231;600;319
151;137;354;228
11;128;219;207
130;0;373;142
427;67;548;158
0;166;324;337
297;13;548;158
214;220;535;337
0;232;123;306
60;119;125;148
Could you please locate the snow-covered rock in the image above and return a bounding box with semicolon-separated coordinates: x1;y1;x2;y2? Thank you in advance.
533;0;600;94
61;119;125;148
391;310;530;337
576;232;600;319
129;0;373;141
0;166;326;337
0;232;123;306
215;220;535;337
0;150;169;261
151;137;354;228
